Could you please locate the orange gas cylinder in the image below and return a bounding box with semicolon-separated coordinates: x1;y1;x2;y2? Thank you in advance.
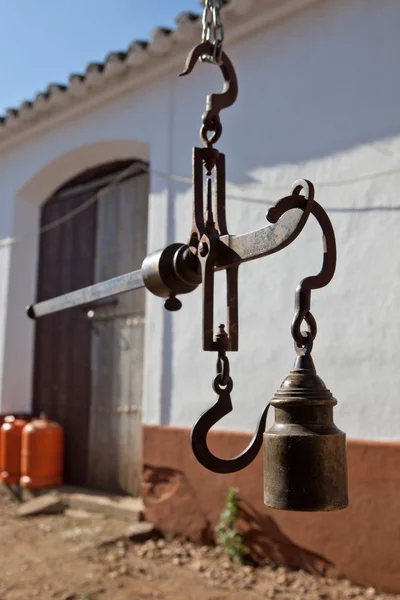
0;416;28;484
20;415;64;489
0;415;4;469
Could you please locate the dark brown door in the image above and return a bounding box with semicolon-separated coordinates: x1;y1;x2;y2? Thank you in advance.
33;161;148;490
33;184;97;485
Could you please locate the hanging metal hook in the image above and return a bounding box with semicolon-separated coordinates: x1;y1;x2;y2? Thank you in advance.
191;375;270;474
291;200;337;351
179;41;238;146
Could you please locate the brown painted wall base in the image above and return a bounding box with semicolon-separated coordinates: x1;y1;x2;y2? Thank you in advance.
143;425;400;593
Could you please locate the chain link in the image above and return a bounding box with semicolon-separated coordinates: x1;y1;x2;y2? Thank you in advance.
216;350;230;386
201;0;224;63
292;311;317;355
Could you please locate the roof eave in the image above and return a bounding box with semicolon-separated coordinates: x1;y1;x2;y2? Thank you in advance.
0;0;324;153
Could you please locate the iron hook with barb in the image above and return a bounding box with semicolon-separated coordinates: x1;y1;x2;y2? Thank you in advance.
179;41;238;146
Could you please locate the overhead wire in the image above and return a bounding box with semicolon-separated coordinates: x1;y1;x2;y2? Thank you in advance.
1;160;400;250
151;163;400;189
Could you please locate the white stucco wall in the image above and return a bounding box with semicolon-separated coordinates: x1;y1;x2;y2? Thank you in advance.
0;0;399;440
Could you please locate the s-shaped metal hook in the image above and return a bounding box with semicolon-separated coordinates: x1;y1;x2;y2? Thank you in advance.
291;199;337;351
179;41;238;146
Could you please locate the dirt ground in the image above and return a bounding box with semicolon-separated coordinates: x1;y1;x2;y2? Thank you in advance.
0;492;399;600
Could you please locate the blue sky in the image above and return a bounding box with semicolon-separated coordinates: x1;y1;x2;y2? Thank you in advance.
0;0;201;114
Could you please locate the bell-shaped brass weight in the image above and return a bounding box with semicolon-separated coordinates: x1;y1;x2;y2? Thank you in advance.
264;353;348;511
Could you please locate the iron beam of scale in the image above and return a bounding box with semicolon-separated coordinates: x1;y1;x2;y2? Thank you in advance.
27;268;145;319
26;205;307;320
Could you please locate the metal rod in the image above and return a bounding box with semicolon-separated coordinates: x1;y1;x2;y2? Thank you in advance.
27;190;313;321
27;269;144;319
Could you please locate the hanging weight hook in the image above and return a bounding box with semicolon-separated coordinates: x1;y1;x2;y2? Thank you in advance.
191;372;270;474
291;200;337;352
179;41;238;146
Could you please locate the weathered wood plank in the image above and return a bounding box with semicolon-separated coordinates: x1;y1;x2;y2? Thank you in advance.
88;172;148;495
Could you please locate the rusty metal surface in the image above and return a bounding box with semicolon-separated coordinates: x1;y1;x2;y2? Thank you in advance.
264;353;348;511
216;180;314;269
26;187;313;321
260;201;347;511
191;370;270;473
180;41;238;147
291;199;336;352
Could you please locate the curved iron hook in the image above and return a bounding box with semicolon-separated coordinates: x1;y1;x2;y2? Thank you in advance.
191;376;270;474
190;183;315;474
291;199;337;348
179;41;238;145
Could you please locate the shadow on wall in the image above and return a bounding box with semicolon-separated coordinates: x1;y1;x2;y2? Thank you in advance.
239;500;338;576
142;426;400;592
142;463;337;577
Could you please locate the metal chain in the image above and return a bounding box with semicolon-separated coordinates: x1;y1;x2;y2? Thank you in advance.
292;311;317;355
216;350;230;386
292;285;318;355
201;0;224;63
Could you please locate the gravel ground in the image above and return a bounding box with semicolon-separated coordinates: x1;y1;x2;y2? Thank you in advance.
0;492;399;600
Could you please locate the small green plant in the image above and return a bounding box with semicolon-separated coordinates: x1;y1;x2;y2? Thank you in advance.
215;486;245;564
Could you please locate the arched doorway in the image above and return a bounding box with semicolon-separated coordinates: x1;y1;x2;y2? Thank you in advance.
33;160;149;495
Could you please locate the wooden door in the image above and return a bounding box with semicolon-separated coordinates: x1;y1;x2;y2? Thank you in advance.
33;162;148;493
87;173;148;495
33;183;98;485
